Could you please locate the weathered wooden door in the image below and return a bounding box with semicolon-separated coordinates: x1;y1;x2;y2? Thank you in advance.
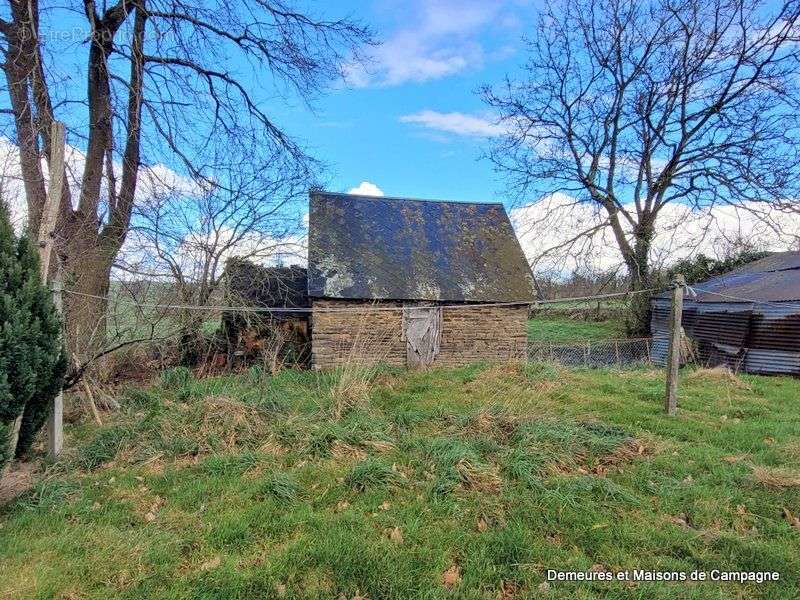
403;306;442;368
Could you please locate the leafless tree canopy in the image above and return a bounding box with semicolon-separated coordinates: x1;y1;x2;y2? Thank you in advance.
0;0;372;351
482;0;800;329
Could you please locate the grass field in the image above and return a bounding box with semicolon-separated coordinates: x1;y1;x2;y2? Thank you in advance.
528;314;628;344
1;364;799;599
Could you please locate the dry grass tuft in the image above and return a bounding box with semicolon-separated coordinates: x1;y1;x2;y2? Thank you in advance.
328;304;396;419
463;408;518;441
685;366;751;390
455;459;502;493
165;395;269;453
362;440;395;453
331;441;367;462
750;465;800;489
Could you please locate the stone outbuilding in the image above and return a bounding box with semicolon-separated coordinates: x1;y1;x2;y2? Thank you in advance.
307;191;535;369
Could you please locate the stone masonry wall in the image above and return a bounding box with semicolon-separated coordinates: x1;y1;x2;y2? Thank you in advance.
436;304;529;366
311;299;529;369
311;300;406;368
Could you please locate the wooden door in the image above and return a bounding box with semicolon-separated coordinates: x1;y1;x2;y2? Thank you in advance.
403;306;442;368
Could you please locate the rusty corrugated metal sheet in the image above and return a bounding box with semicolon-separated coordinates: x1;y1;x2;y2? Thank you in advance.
650;298;800;375
307;191;536;302
651;251;800;375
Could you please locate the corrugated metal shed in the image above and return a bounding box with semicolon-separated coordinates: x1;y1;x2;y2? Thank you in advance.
307;192;536;303
651;251;800;375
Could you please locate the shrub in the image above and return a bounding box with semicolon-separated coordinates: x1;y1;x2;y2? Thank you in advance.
0;200;67;470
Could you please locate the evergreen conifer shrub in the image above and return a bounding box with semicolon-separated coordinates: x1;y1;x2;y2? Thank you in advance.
0;201;67;470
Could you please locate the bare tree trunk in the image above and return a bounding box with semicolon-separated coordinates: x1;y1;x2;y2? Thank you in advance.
623;228;655;336
62;232;117;357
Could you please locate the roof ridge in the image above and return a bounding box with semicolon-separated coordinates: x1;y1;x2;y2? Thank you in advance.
311;190;504;207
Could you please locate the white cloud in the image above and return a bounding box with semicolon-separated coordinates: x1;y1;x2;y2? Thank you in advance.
510;194;800;277
0;137;203;232
348;181;385;196
346;0;519;87
400;110;505;137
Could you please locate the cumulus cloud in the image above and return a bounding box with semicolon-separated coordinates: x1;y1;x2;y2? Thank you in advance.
400;110;505;137
510;193;800;277
346;0;519;87
348;181;385;196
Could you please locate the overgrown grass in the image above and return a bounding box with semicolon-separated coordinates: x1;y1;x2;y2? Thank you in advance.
528;314;629;343
1;363;799;599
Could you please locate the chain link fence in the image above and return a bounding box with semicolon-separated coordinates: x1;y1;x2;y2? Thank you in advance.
528;338;653;368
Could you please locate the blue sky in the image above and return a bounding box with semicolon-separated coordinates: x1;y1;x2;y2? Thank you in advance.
275;0;537;202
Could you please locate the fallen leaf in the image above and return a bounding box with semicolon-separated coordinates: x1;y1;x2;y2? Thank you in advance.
144;512;156;522
336;500;350;512
389;527;404;544
477;517;488;533
380;501;391;511
442;565;461;589
200;556;221;571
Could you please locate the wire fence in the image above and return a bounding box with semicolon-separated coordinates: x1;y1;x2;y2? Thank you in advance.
527;337;653;368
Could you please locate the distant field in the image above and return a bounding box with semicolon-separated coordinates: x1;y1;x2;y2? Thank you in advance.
528;314;628;344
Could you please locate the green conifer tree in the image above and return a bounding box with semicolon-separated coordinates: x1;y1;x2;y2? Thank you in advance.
0;200;66;470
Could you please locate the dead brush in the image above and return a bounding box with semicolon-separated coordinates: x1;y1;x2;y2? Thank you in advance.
328;304;396;420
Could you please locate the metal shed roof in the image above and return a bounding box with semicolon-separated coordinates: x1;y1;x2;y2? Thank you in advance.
656;251;800;303
307;192;536;302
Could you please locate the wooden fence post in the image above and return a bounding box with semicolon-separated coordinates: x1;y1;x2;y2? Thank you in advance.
38;120;66;459
664;274;685;416
47;265;64;458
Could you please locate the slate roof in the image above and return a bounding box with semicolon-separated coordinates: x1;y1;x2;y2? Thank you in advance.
307;192;536;303
654;251;800;303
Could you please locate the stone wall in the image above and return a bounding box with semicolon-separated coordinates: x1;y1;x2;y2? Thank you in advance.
437;304;529;366
311;299;528;369
311;300;406;368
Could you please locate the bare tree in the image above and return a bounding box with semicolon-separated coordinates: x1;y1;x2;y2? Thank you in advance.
0;0;371;352
116;144;309;363
483;0;800;331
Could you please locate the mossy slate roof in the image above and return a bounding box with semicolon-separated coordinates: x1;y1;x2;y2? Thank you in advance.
307;192;536;303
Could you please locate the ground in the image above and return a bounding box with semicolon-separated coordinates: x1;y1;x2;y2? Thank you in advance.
1;363;799;599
